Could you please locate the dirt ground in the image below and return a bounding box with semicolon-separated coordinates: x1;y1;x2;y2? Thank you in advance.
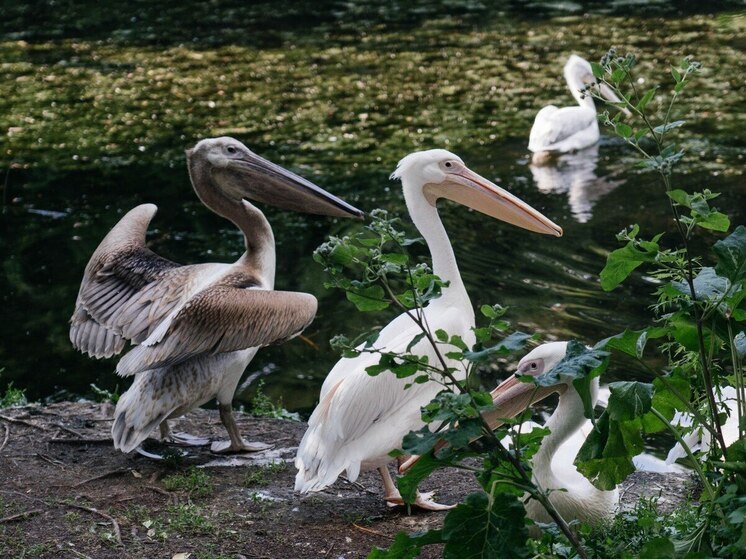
0;403;692;559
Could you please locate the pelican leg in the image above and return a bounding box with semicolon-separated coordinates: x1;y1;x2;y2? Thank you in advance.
158;420;211;447
210;402;274;454
380;466;454;511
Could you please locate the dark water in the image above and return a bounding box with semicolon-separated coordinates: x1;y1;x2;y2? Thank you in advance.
1;2;744;413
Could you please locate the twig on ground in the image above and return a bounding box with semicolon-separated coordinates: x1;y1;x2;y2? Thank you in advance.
0;424;9;452
36;452;66;468
0;508;42;523
0;414;47;432
49;437;112;445
72;468;130;488
52;423;86;438
340;476;377;495
352;523;391;539
61;502;123;546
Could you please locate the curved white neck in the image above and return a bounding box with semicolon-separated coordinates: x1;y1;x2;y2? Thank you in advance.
533;379;599;486
566;70;595;110
402;180;469;306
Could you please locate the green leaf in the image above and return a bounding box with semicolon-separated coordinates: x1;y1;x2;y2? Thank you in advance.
673;267;730;303
652;120;686;134
406;332;426;352
590;62;604;79
463;332;531;363
714;225;746;283
617;122;632;138
595;327;666;358
397;450;465;505
380;252;408;266
641;372;691;433
697;211;730;232
671;66;682;83
442;492;529;559
435;329;449;342
576;410;641;490
600;238;659;291
607;382;653;421
636;87;656;112
368;529;444;559
346;285;389;311
667;189;691;207
480;304;497;319
640;537;675;559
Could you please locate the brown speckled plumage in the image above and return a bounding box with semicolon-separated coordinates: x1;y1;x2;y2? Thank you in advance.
68;138;359;453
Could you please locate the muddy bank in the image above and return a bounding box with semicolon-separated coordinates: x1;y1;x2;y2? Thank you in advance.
0;403;692;559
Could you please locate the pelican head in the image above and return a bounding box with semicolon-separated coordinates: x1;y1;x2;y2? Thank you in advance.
187;137;364;219
483;341;570;427
565;54;632;118
391;149;562;237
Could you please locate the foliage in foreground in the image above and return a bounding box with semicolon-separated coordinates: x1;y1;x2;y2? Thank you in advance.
314;51;746;559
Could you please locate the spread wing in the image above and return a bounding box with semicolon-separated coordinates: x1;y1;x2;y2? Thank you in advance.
69;204;194;358
115;283;318;376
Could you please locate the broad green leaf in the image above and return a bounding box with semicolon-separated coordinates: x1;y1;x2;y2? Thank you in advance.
595;327;667;358
464;332;531;363
480;304;497;319
641;372;691;433
346;285;389;311
640;537;675;559
442;491;529;559
714;225;746;283
697;211;730;232
600;239;659;291
673;267;730;302
435;329;449;342
368;529;444;559
617;122;632;138
653;120;686;134
607;381;653;421
667;189;691;207
380;252;408;266
576;411;642;490
671;66;682;83
397;451;464;505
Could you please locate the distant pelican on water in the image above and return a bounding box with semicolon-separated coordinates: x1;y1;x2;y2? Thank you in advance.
70;137;363;454
529;54;631;160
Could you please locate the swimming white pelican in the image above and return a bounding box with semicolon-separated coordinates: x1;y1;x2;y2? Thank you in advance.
528;54;631;159
488;342;619;524
294;149;562;509
70;137;363;454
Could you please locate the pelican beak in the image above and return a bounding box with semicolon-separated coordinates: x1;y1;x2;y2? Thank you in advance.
598;81;633;118
482;375;563;431
222;151;364;219
425;166;563;237
398;374;561;474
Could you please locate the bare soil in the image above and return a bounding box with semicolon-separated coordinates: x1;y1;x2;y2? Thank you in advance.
0;403;692;559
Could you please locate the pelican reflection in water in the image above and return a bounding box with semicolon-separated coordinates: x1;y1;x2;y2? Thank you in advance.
529;145;624;223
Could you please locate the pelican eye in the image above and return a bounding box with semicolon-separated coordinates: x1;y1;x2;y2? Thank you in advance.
530;362;538;370
444;161;453;168
226;145;238;154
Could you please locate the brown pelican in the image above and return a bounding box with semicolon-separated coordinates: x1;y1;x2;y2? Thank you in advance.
294;149;562;509
528;54;631;158
70;137;363;454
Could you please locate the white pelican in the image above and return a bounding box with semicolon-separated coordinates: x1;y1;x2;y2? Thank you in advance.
528;54;631;159
294;149;562;509
492;342;619;524
70;137;363;454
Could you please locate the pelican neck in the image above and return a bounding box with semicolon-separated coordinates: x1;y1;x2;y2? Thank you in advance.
566;71;595;110
402;182;469;306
